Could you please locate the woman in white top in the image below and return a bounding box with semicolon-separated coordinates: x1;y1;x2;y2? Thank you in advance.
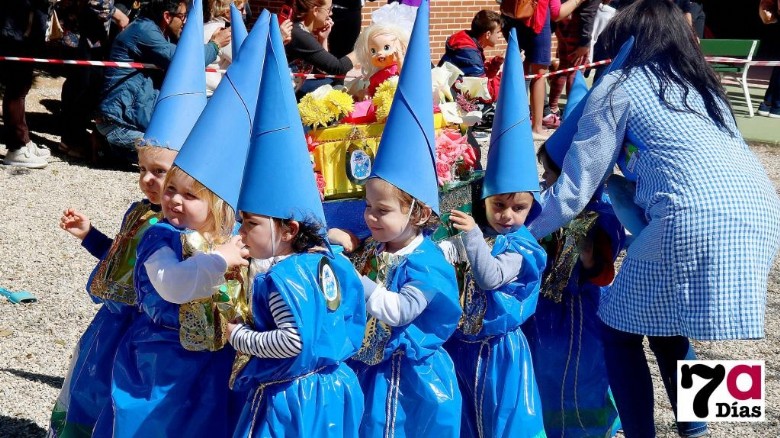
203;0;238;95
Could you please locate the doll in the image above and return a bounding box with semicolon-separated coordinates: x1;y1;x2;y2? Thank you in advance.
355;23;410;97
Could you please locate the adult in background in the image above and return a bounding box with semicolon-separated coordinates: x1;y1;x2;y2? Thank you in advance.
95;0;230;162
59;0;130;160
328;0;365;59
0;0;51;169
286;0;358;99
529;1;780;437
500;0;553;140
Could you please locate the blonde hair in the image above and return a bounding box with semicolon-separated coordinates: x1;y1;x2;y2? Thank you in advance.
164;166;236;244
136;144;177;161
208;0;233;20
355;23;410;79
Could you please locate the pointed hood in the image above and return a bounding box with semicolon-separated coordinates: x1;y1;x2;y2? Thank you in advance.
237;15;326;227
173;10;271;210
230;3;248;60
369;0;440;214
482;28;541;221
142;0;207;150
562;71;588;120
545;37;635;168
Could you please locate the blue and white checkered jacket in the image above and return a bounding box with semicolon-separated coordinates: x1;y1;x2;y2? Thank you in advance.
530;67;780;340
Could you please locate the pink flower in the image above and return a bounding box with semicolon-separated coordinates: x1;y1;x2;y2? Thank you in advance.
435;160;452;186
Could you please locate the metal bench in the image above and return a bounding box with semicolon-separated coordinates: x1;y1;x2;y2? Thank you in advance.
700;39;761;117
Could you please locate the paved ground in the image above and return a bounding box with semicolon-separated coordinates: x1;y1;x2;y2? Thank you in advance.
0;74;778;437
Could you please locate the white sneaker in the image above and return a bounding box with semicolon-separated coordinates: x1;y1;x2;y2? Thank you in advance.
3;143;48;169
27;140;51;158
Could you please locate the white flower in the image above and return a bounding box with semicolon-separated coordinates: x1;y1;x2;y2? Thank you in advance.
456;77;491;101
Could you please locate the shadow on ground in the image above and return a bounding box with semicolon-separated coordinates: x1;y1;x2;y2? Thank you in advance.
1;368;64;389
0;415;46;438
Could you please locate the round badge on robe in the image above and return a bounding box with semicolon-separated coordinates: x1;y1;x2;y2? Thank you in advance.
318;257;341;311
345;142;373;185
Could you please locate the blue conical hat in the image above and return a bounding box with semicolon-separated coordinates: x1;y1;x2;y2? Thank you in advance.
562;71;588;120
369;0;440;214
545;37;635;168
142;0;207;150
237;16;326;227
230;3;248;60
482;28;539;211
173;10;271;210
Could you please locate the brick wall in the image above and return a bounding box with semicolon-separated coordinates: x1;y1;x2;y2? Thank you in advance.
249;0;510;61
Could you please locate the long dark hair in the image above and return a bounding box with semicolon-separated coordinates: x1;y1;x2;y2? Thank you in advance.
598;0;736;134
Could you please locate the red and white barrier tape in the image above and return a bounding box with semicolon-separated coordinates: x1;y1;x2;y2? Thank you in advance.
0;56;348;78
1;55;777;79
704;56;780;67
524;58;612;80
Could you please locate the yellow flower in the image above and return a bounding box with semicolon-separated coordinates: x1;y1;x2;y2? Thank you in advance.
324;89;354;119
298;93;332;128
372;78;398;122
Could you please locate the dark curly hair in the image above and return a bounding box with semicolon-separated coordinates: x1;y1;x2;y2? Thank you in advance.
275;216;327;253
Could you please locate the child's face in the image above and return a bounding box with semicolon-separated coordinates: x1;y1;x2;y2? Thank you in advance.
480;25;501;48
485;192;535;234
364;179;417;253
369;33;399;69
238;212;283;260
540;153;560;188
161;171;210;231
137;148;177;205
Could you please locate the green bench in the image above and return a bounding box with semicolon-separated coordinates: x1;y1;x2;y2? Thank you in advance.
699;39;761;117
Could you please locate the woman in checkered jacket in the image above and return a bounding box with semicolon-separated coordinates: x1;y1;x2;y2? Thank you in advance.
527;1;780;437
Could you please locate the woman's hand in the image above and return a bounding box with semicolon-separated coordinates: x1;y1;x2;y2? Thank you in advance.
313;18;333;44
280;19;293;45
60;208;91;241
215;235;249;268
449;209;477;233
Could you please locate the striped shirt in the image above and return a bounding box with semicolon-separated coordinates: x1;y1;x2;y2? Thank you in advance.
229;292;303;359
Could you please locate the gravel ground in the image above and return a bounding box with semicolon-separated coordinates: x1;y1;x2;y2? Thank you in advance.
0;75;779;437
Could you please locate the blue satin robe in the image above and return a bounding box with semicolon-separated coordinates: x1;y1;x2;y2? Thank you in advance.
49;201;159;437
444;225;547;438
231;251;366;437
349;237;462;438
526;197;625;438
92;221;238;438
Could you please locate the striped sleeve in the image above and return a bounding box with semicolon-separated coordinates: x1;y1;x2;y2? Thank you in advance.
228;291;303;359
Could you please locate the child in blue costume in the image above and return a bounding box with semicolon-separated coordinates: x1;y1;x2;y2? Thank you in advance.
528;146;624;438
50;146;174;437
47;0;224;433
92;7;274;436
523;54;633;438
93;164;249;438
439;28;547;438
227;17;366;437
348;2;462;436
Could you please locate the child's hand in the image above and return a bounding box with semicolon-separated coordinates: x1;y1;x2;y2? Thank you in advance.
60;208;91;241
449;209;477;232
215;235;250;268
327;228;360;253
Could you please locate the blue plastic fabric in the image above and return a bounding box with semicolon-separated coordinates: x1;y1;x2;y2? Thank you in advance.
445;226;547;438
349;237;462;437
92;221;238;438
526;198;625;438
48;201;151;437
231;252;366;437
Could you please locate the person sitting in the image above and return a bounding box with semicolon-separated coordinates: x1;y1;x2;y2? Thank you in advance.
438;10;503;101
95;0;230;162
285;0;358;99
